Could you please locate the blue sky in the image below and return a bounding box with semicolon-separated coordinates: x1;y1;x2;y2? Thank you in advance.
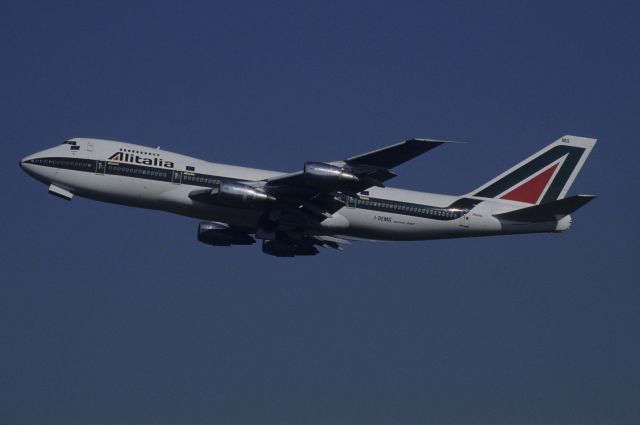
1;1;639;424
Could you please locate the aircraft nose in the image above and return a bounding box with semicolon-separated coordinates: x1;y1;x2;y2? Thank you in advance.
19;154;34;169
19;153;39;174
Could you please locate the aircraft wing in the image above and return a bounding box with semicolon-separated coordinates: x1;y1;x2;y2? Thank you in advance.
264;138;457;202
343;138;455;168
191;138;458;256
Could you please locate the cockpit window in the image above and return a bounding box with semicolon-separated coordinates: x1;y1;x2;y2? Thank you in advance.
63;140;77;145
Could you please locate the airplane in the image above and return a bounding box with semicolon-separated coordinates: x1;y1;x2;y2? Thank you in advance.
19;135;596;257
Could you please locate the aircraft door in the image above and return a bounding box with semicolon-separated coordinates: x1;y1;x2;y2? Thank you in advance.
347;195;357;208
172;170;182;184
458;209;471;228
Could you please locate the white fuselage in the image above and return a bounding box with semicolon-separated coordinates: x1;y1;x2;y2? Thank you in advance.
20;138;570;241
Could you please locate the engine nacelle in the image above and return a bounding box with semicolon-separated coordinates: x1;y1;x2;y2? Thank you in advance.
303;162;359;185
211;181;275;206
197;222;255;246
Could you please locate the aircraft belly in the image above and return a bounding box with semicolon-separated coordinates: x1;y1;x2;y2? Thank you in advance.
69;173;160;208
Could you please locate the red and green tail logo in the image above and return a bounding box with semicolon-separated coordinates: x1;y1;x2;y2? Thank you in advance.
471;136;595;204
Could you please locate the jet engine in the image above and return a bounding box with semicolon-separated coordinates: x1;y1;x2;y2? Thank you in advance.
303;162;359;185
190;181;275;207
197;222;255;246
214;181;275;204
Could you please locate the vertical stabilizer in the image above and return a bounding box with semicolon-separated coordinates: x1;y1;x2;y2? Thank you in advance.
469;135;596;204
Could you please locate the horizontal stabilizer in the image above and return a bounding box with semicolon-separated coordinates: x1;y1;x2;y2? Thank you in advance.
494;195;596;222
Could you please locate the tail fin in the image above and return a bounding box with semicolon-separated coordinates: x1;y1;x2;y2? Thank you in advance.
469;135;596;204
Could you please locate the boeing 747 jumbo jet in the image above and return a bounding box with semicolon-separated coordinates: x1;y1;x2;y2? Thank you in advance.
20;135;596;256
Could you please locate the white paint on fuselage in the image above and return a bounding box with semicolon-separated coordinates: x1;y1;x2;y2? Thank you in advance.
20;138;568;241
